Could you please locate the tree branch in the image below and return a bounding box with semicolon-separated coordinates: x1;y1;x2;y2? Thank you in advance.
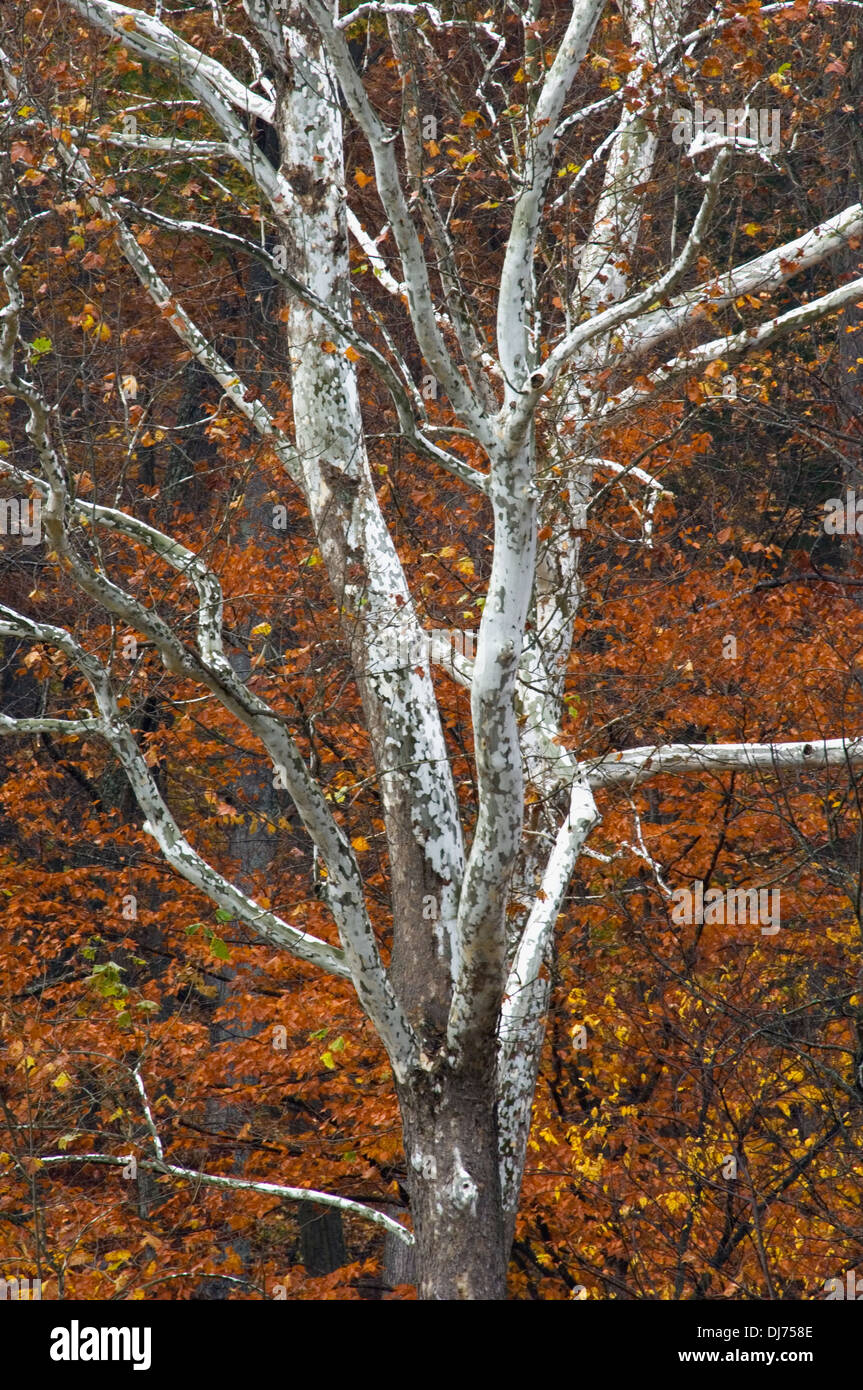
582;737;863;788
302;0;490;438
0;609;350;977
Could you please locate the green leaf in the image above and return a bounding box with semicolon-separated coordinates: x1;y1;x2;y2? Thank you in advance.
209;935;231;962
214;908;233;924
321;1051;336;1069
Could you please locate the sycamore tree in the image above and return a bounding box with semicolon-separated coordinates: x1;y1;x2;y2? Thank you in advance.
1;0;863;1299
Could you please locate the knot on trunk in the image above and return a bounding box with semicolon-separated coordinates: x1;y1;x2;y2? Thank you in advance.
450;1151;478;1214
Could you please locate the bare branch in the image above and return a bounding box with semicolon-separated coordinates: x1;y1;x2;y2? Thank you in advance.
603;272;863;420
583;737;863;789
622;202;863;366
0;609;350;978
37;1155;414;1244
302;0;490;438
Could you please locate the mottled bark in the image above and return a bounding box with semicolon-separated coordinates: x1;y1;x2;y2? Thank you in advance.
397;1053;507;1301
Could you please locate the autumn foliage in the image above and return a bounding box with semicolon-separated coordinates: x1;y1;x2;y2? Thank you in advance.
1;0;863;1299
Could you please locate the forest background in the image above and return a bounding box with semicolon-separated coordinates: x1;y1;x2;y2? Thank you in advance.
1;0;862;1300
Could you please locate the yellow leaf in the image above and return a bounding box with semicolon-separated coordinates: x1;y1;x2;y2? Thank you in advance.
251;622;272;636
351;836;370;852
53;1071;72;1089
344;345;361;362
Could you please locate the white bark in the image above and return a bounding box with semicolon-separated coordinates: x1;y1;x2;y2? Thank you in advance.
495;0;606;389
0;210;416;1078
583;738;863;788
36;1155;414;1245
619;202;863;367
602;272;863;421
303;0;492;439
0;608;348;977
